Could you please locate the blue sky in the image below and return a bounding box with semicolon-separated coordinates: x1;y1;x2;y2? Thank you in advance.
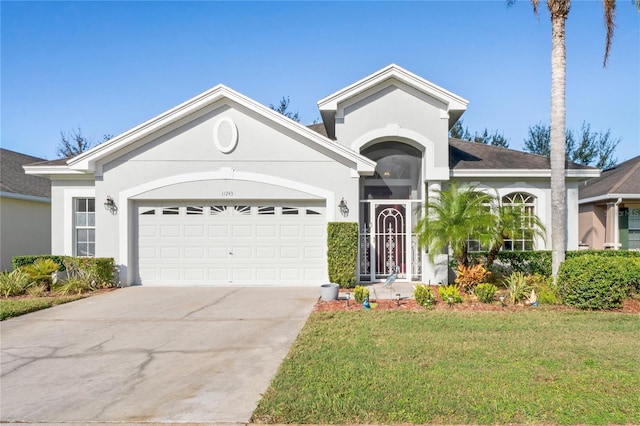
2;1;638;163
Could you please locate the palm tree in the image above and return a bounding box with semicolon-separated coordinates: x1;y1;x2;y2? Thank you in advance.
415;182;495;268
513;0;619;277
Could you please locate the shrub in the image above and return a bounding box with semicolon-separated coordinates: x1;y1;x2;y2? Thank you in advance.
0;269;32;298
469;250;640;278
528;274;559;305
455;264;490;292
503;272;532;305
353;285;369;304
21;258;60;290
327;222;358;288
13;256;117;289
413;284;436;308
438;285;462;304
55;278;94;295
475;283;498;303
13;255;68;271
558;255;640;310
26;283;48;297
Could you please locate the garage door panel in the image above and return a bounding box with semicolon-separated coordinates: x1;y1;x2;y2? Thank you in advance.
137;203;326;285
256;247;277;259
184;247;205;259
184;226;205;237
160;247;181;259
208;226;228;238
280;246;301;259
184;268;206;281
160;226;181;238
280;226;301;238
256;225;277;238
304;225;325;238
159;268;181;281
231;225;253;238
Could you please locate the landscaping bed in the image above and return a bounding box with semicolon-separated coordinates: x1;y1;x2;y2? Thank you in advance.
315;286;640;314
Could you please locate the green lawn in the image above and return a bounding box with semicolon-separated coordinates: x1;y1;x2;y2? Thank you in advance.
0;295;86;320
253;310;640;425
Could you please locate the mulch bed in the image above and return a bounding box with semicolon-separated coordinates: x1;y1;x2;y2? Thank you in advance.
314;288;640;314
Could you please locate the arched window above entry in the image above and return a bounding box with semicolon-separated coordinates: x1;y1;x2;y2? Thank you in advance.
361;142;422;200
502;192;537;251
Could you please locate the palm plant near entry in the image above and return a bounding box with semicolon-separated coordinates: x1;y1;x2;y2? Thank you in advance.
415;182;495;268
486;202;546;269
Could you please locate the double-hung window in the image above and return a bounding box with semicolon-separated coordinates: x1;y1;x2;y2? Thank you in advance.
75;198;95;256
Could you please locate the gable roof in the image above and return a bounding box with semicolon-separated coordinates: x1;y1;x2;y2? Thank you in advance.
24;85;376;177
0;148;51;201
449;138;598;177
317;64;469;139
579;155;640;203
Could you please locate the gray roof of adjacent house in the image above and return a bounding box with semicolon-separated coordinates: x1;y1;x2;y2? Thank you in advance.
0;148;51;199
579;155;640;201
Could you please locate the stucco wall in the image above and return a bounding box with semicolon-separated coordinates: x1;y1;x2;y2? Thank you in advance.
89;100;360;278
579;203;606;249
50;180;96;256
0;197;51;271
334;82;450;179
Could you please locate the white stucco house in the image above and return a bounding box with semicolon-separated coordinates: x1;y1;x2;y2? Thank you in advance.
25;64;598;286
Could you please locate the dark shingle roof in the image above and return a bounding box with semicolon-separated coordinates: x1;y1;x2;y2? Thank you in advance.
0;149;51;198
306;123;329;138
579;155;640;200
449;138;594;170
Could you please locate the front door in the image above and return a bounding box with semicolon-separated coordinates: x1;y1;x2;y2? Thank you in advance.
360;201;414;282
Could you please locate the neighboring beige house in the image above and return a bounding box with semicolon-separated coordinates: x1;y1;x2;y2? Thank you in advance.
0;148;52;271
579;155;640;250
25;64;599;286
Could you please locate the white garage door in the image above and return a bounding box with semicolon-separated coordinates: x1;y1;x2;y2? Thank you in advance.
137;203;327;285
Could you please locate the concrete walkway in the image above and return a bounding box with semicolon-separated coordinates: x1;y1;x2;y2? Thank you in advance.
0;286;318;424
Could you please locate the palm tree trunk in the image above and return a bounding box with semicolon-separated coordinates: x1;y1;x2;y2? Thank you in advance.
548;0;570;277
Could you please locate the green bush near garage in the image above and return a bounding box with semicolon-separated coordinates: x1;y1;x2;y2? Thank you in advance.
327;222;358;288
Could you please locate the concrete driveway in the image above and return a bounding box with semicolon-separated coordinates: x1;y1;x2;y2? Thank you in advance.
0;286;318;424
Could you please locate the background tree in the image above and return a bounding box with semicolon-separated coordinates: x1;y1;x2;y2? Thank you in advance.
524;122;619;169
57;128;112;158
449;119;510;147
415;182;496;268
269;96;300;122
512;0;619;278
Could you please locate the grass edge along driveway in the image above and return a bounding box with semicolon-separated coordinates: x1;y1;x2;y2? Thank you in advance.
253;309;640;425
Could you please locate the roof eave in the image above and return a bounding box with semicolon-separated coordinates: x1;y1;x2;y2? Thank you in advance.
317;64;469;113
579;194;640;204
451;169;601;178
63;84;375;175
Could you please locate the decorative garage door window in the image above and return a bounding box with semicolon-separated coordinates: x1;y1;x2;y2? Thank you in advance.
136;203;326;285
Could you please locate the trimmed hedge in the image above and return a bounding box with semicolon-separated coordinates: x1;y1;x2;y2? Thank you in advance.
12;255;68;271
470;250;640;277
558;255;640;310
12;255;117;288
327;222;358;288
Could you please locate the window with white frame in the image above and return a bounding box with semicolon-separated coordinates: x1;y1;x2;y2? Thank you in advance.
502;192;536;251
75;198;95;256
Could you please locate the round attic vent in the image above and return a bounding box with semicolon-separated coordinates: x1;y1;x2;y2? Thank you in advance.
213;116;238;154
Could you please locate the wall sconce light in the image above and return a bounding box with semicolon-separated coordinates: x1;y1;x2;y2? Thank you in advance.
338;198;349;217
104;196;118;214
